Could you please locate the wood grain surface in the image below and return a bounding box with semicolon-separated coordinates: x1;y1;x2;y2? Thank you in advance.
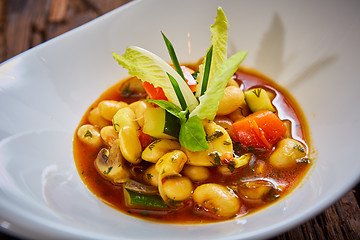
0;1;359;239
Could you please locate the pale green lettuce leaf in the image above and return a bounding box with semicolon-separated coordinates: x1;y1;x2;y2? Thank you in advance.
112;46;198;111
190;50;248;120
196;7;229;97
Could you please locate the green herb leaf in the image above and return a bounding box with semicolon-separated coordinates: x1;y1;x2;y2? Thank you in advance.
161;31;186;81
167;72;187;111
200;45;213;96
103;167;113;175
191;71;199;80
147;99;187;122
179;115;209;151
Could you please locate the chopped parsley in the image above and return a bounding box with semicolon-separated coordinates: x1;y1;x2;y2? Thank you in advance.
296;157;310;164
157;159;164;165
113;123;120;132
223;140;231;145
238;107;245;116
293;144;305;153
84;130;93;138
103;166;113;175
206;131;224;142
209;152;222;166
227;160;236;173
148;139;161;150
252;88;262;97
233;142;244;155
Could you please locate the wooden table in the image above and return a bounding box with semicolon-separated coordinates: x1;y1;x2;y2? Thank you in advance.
0;1;359;239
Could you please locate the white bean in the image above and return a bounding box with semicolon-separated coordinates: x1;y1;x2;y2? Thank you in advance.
98;100;128;121
156;150;188;205
88;107;111;128
100;125;118;146
184;121;233;166
129;100;154;127
238;180;275;203
182;165;210;182
162;176;193;201
226;78;240;87
213;116;235;140
112;107;139;132
217;86;245;116
143;165;159;187
118;126;142;164
227;106;250;122
269;138;307;168
155;150;187;176
77;124;102;147
142;139;181;163
193;183;241;217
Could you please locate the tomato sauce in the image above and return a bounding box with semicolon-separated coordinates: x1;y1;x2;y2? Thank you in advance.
73;67;312;224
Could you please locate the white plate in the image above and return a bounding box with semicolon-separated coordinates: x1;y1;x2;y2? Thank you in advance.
1;0;359;239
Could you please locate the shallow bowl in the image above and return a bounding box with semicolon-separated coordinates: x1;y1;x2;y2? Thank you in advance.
0;0;359;239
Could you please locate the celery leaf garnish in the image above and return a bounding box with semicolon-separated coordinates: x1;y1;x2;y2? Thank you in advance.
196;7;229;97
190;50;248;120
112;47;198;112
